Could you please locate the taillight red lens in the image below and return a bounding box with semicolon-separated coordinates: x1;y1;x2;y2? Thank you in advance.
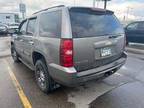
60;39;73;67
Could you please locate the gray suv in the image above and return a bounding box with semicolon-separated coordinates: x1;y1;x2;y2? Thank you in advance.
11;5;127;93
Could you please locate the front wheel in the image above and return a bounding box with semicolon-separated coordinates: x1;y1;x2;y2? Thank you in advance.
11;46;20;62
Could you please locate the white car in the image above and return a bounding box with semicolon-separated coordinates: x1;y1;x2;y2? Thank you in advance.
8;23;19;34
0;23;8;34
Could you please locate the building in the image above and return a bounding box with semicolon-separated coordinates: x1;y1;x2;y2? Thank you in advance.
0;13;19;25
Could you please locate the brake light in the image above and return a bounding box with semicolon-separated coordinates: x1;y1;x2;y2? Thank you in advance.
60;39;73;67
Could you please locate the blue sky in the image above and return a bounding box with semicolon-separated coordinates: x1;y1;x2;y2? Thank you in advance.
0;0;144;21
106;0;144;20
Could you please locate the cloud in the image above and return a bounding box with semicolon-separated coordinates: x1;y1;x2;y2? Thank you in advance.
107;1;144;21
0;0;143;21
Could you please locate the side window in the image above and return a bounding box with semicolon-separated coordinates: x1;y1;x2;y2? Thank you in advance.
39;11;62;38
137;23;144;30
127;22;139;30
27;18;36;36
19;20;27;35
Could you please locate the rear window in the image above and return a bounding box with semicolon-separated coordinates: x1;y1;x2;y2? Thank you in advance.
69;8;124;38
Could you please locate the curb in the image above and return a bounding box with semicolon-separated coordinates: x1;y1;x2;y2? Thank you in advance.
126;47;144;54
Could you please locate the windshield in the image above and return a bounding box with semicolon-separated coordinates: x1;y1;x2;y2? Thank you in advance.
69;8;124;38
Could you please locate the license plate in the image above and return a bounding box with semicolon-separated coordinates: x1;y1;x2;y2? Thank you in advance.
101;47;112;57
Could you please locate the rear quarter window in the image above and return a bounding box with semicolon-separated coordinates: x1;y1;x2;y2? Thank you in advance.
69;8;124;38
39;10;62;38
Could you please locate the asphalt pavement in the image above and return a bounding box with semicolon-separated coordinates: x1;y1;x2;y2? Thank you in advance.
1;54;144;108
0;36;144;108
90;56;144;108
0;36;11;58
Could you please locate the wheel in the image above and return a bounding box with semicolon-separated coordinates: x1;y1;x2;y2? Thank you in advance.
35;59;58;93
11;46;20;62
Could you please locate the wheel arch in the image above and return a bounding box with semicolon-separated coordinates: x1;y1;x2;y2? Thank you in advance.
32;51;47;66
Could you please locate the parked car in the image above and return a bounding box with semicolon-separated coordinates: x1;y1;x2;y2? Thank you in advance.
11;5;127;93
125;21;144;44
0;23;8;35
8;23;19;35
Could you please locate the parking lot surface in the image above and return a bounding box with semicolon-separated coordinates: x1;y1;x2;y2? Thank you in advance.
0;54;144;108
1;37;144;108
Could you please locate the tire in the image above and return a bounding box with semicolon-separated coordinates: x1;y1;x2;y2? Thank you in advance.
35;59;58;93
11;46;20;63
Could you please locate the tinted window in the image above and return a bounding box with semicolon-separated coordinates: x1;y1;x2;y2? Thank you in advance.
138;22;144;30
39;11;62;38
70;9;124;38
19;20;27;35
27;18;36;35
127;22;139;30
6;16;10;19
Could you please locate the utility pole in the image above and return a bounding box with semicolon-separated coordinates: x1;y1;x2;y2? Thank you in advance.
97;0;100;7
19;3;26;20
103;0;111;9
93;0;96;7
22;12;25;19
126;7;133;21
104;0;107;9
74;0;76;6
126;7;130;21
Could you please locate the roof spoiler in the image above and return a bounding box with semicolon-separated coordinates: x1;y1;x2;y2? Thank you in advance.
69;7;114;15
33;5;65;14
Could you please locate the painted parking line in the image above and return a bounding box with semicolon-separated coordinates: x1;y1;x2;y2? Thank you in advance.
4;60;32;108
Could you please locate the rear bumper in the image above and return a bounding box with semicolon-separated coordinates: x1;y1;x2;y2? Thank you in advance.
48;52;127;87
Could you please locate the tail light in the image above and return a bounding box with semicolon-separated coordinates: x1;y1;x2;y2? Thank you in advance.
60;39;73;67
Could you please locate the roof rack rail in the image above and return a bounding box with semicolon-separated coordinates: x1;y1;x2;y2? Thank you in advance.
33;5;65;14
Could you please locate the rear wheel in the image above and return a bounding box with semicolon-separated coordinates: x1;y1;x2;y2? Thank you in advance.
35;59;59;93
11;46;20;62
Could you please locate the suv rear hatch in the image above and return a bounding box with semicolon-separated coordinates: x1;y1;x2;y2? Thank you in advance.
69;7;125;72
